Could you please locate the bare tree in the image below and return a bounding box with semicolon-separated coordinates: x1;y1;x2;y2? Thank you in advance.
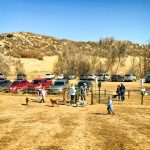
0;54;11;75
15;60;25;74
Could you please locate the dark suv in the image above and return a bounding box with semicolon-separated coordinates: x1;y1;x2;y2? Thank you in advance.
77;80;93;92
111;75;124;82
0;80;12;92
145;75;150;83
17;74;27;80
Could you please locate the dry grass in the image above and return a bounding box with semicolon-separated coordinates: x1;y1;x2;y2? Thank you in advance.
0;82;150;150
10;56;58;80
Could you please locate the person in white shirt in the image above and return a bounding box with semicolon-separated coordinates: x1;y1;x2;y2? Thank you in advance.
39;87;47;103
69;84;76;106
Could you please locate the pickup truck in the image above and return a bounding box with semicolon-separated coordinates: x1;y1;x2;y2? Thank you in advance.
26;78;53;93
8;80;30;93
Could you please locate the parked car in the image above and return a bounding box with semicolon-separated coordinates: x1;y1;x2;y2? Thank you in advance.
77;80;93;92
63;73;76;80
17;74;27;80
0;80;12;92
124;73;136;82
97;73;111;81
87;74;97;81
8;80;30;93
111;75;124;82
47;79;69;94
0;73;7;80
79;74;88;80
26;78;53;92
145;75;150;83
45;73;55;80
57;74;64;80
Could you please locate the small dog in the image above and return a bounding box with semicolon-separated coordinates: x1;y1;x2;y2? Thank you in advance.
25;97;32;105
50;98;59;107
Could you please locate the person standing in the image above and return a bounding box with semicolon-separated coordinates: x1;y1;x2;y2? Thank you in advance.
37;82;42;95
116;85;121;100
80;83;87;106
120;83;126;101
39;87;47;103
69;84;76;106
107;96;115;115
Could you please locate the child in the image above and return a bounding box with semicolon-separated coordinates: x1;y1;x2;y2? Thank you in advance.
39;87;47;103
107;96;115;115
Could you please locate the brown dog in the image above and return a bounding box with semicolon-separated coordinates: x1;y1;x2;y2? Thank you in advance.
50;98;59;107
25;97;32;105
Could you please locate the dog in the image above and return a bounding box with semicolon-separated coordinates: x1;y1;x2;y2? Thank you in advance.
50;98;59;107
25;97;32;105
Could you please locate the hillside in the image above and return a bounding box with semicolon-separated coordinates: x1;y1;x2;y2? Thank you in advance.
0;32;150;77
0;32;149;59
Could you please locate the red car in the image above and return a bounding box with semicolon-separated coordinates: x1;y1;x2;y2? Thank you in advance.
26;78;52;92
9;80;30;93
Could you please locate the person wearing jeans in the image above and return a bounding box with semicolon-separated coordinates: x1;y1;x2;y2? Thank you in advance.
69;84;76;106
107;96;115;115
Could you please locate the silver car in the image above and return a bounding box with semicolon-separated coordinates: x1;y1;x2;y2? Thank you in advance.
124;74;136;82
97;73;111;81
47;79;69;94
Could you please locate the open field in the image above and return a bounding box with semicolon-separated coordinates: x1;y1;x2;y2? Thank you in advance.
0;82;150;150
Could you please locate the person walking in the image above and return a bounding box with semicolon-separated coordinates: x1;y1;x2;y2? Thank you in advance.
39;87;47;103
120;83;126;101
107;96;115;115
69;84;76;106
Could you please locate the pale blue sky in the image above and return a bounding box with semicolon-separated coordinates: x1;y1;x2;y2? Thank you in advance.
0;0;150;44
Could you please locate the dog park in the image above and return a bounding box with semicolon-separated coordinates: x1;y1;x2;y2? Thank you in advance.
0;81;149;150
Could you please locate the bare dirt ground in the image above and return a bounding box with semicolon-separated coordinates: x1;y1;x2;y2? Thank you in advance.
0;82;150;150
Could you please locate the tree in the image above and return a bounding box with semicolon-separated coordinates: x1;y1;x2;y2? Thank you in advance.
0;54;11;75
15;60;25;74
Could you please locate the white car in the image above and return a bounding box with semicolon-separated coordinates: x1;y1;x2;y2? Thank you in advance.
45;73;55;79
97;73;111;81
87;74;97;81
57;74;64;80
124;74;136;82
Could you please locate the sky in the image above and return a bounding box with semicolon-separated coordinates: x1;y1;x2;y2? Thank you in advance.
0;0;150;44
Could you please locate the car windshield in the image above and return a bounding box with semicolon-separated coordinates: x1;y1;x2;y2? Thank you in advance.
78;82;88;87
31;80;41;84
0;81;4;85
125;74;132;76
12;81;20;85
54;82;65;86
112;76;119;78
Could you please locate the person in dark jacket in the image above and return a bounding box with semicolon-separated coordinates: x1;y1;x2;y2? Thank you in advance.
116;85;121;100
120;83;126;101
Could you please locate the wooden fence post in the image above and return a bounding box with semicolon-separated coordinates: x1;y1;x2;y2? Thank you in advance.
91;87;93;105
104;89;106;97
141;92;144;105
128;91;130;99
63;88;66;101
141;87;145;105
